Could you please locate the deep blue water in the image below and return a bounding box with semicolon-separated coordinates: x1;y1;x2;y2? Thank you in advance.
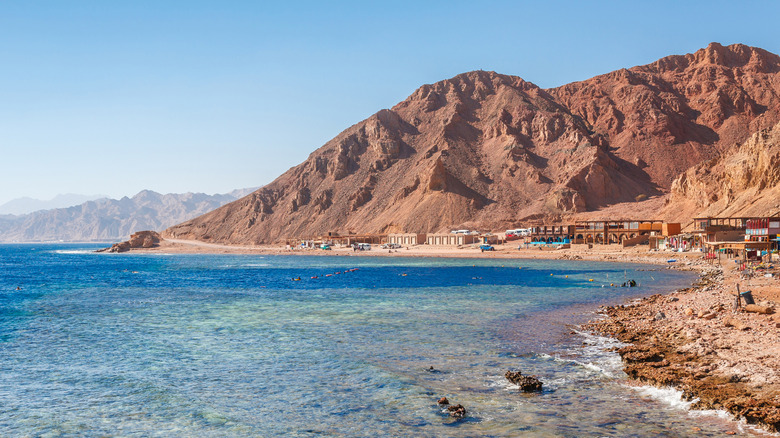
0;244;755;436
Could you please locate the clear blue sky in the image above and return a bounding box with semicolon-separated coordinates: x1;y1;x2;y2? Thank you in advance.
1;0;778;205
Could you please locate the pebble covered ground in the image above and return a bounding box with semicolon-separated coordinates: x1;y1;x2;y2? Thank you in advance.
586;254;780;432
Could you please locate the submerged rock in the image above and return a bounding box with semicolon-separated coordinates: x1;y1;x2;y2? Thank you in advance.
447;404;466;418
437;397;449;405
505;370;543;392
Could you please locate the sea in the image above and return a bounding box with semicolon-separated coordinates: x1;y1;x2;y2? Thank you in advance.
0;243;769;437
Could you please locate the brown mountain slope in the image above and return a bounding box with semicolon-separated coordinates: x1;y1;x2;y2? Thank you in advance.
550;42;780;187
165;43;780;244
665;119;780;224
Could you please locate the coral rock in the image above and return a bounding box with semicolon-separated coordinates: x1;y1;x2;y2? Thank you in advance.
505;370;543;392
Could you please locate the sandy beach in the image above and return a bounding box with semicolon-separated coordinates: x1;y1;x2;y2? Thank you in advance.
125;237;780;432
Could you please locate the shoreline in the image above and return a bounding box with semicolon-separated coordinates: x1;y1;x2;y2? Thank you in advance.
118;237;780;432
584;261;780;433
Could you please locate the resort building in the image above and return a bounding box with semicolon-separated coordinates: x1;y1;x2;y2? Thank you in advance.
692;217;749;246
388;233;427;246
573;220;674;245
745;217;780;245
321;233;387;246
684;216;778;257
426;233;478;246
526;225;574;244
481;234;500;245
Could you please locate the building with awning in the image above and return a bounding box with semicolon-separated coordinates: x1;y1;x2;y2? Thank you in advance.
745;217;780;249
703;240;773;261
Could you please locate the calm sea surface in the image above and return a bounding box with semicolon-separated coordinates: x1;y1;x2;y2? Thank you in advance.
0;244;759;436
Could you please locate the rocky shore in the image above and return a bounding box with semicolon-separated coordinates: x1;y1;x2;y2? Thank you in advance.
586;259;780;432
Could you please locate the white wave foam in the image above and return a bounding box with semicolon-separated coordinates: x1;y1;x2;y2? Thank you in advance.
631;385;697;410
484;375;521;391
571;329;778;435
556;330;628;378
579;361;612;376
630;385;779;436
52;249;96;255
542;353;618;379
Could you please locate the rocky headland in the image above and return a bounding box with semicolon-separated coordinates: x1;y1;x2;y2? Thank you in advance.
98;231;162;253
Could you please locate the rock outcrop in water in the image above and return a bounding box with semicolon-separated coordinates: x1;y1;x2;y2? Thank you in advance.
165;43;780;244
505;370;543;392
447;404;467;418
98;231;162;253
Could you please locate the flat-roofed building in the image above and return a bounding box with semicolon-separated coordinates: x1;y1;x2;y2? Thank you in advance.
388;233;427;246
573;220;670;244
426;233;478;246
527;225;574;243
693;217;749;245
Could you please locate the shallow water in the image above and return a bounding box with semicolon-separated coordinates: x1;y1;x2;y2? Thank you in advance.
0;244;764;436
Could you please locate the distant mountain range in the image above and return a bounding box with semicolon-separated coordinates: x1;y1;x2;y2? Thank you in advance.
0;188;257;242
0;194;108;215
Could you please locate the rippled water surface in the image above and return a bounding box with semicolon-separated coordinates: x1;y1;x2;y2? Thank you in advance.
0;244;759;436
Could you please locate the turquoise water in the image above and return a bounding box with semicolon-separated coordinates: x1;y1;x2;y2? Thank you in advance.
0;244;755;436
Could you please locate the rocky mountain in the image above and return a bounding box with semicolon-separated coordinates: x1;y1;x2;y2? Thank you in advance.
667;119;780;223
550;43;780;187
165;43;780;244
0;188;256;242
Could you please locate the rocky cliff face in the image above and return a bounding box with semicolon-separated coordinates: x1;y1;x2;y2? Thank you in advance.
668;120;780;221
0;189;255;242
166;43;780;244
550;42;780;187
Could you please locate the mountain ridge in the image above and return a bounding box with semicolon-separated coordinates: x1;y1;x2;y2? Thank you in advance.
164;43;780;244
0;188;257;242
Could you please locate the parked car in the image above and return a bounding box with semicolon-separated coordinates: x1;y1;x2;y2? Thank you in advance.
479;244;495;252
319;244;331;250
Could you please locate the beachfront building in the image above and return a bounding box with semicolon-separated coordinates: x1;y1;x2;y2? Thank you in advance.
692;217;749;248
745;217;780;245
680;216;779;257
481;234;500;245
322;233;387;246
526;225;574;244
703;240;772;261
388;233;427;246
573;220;672;245
426;233;478;246
745;216;780;254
